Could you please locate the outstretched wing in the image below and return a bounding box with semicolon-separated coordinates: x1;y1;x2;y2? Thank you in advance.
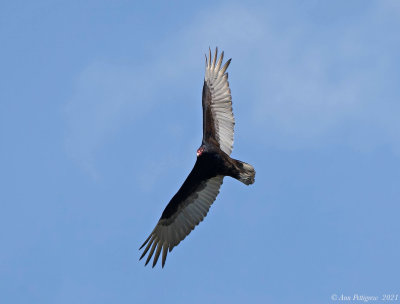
202;47;235;155
139;159;224;268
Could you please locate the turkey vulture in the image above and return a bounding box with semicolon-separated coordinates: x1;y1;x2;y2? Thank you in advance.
139;48;255;268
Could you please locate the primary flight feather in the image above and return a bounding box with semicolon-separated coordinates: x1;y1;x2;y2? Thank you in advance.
139;48;255;268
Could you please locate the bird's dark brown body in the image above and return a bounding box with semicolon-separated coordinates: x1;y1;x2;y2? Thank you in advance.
161;146;245;220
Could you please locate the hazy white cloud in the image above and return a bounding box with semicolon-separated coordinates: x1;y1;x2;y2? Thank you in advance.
172;2;400;152
64;62;152;177
248;4;400;152
65;1;400;177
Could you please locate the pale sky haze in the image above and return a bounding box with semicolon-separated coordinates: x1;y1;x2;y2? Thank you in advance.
1;1;399;303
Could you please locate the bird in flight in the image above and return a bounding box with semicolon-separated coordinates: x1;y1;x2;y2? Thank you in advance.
139;48;255;268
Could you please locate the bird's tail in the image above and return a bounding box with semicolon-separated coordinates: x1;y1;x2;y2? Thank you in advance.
234;160;255;185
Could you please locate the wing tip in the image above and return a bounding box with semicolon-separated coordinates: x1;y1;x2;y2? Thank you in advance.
212;47;218;68
139;234;151;250
204;47;231;74
221;58;231;74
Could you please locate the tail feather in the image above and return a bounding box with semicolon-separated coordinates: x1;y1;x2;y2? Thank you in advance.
236;161;255;185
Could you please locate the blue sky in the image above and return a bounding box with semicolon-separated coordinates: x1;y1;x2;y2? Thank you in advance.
1;0;400;303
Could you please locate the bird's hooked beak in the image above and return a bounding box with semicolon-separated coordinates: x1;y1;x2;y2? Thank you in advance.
197;147;204;157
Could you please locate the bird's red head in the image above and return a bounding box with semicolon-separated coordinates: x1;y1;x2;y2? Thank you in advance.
197;146;205;157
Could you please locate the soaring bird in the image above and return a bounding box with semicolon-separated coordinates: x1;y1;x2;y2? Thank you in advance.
139;48;255;268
